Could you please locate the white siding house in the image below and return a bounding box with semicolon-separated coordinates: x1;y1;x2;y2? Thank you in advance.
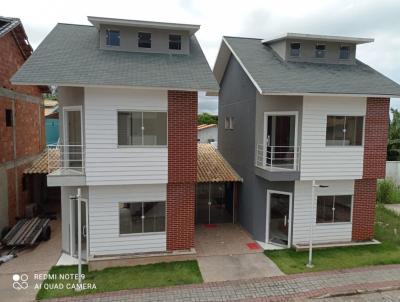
84;87;168;185
300;96;366;180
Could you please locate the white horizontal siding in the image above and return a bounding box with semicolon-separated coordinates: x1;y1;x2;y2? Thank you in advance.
292;180;353;245
84;87;168;185
300;96;366;180
88;184;167;256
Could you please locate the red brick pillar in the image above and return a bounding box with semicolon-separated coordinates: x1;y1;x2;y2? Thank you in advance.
166;90;197;251
352;98;389;241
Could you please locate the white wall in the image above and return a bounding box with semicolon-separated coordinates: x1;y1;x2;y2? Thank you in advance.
198;126;218;143
386;161;400;184
84;87;168;185
292;180;354;245
88;184;167;256
300;96;366;180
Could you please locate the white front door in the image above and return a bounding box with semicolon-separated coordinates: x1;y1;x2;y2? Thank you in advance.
266;190;292;247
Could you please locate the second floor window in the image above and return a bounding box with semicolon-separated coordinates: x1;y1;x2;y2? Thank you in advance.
138;32;151;48
106;29;120;46
315;44;326;58
326;115;364;146
118;111;167;146
317;195;352;223
169;35;181;50
339;46;350;59
290;43;301;57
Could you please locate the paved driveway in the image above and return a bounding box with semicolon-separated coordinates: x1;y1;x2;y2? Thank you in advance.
195;224;283;282
0;219;61;302
42;264;400;301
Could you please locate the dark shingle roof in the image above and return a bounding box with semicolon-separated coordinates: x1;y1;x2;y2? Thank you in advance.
0;16;20;37
223;36;400;96
12;23;219;92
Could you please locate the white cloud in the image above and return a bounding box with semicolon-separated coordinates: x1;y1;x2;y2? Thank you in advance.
4;0;400;112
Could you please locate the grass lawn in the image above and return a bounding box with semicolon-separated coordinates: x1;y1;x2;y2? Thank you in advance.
266;205;400;274
36;260;203;300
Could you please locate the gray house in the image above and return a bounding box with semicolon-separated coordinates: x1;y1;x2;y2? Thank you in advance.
211;33;400;248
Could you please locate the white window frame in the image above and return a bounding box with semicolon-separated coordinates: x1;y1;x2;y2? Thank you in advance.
266;190;293;248
118;201;166;236
339;45;351;60
325;115;365;147
224;116;234;130
315;194;353;225
315;44;327;58
289;42;301;57
117;110;168;147
105;29;120;47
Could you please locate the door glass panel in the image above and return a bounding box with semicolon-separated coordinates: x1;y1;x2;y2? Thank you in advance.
66;110;82;169
269;193;290;245
72;199;88;261
266;115;296;169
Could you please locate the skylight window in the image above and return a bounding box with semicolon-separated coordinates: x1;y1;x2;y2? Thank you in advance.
339;46;350;59
106;29;120;46
290;43;301;57
315;44;326;58
138;32;151;48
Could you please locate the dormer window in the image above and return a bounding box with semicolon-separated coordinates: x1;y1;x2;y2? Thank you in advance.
106;29;120;46
339;46;350;59
290;43;301;57
315;44;326;58
169;35;181;50
138;32;151;48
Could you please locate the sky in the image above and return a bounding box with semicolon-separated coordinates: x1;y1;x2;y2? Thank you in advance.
4;0;400;115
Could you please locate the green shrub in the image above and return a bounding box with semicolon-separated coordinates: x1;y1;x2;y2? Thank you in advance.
377;179;400;204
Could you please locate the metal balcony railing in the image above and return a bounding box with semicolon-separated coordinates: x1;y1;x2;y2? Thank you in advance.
256;144;300;171
47;144;85;175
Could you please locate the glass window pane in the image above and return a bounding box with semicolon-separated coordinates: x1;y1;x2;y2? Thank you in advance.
138;32;151;48
344;116;363;146
119;203;142;234
143;112;167;145
143;202;165;232
316;196;334;223
334;195;352;222
290;43;300;57
131;112;143;145
326;116;345;146
340;46;350;59
118;112;131;145
106;30;120;46
169;35;181;50
315;45;326;58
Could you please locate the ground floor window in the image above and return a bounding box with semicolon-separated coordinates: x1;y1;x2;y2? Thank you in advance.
316;195;352;223
119;201;165;234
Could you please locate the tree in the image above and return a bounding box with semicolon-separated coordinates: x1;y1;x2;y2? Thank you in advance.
198;112;218;125
388;108;400;160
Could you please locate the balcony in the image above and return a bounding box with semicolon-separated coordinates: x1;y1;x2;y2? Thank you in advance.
255;144;301;181
47;144;86;187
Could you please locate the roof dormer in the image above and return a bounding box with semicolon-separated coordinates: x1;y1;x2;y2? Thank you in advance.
88;16;200;55
262;33;374;65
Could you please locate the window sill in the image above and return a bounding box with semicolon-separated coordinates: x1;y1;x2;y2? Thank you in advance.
119;232;166;237
316;222;352;226
117;145;168;148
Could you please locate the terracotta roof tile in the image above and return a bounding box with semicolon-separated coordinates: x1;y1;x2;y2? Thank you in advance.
24;149;60;174
197;143;242;183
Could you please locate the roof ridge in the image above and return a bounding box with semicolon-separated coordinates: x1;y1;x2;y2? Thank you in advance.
223;35;262;40
57;22;94;28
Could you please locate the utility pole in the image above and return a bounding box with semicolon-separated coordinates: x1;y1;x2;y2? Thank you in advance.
307;181;328;268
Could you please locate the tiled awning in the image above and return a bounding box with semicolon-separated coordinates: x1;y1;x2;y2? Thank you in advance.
24;148;60;174
197;144;242;183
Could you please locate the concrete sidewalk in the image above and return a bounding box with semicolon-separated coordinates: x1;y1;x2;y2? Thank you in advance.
44;264;400;302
